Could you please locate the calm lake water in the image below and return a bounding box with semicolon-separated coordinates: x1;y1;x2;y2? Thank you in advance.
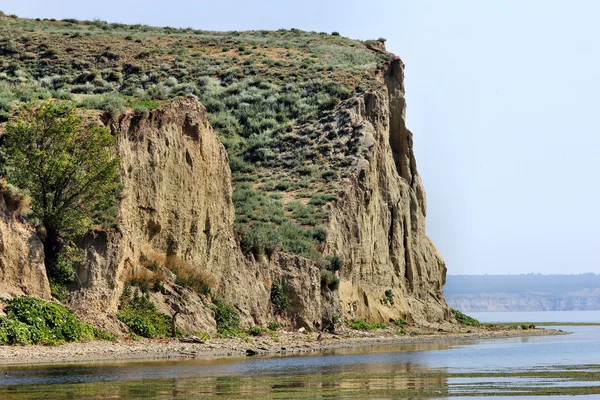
1;311;599;399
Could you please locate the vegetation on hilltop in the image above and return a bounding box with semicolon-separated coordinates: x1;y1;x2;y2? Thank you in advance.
0;12;390;261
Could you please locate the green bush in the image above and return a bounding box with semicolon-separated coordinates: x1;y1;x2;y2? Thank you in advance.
321;269;340;290
384;289;394;305
348;318;387;331
211;299;241;337
267;321;280;331
239;222;281;257
270;281;291;313
312;226;327;242
452;309;481;327
392;318;407;327
80;93;126;117
248;326;261;336
117;291;174;338
326;255;344;272
0;296;111;345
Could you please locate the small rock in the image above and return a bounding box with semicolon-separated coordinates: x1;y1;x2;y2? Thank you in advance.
298;327;306;333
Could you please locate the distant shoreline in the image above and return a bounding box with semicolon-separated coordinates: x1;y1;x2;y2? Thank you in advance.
0;326;568;367
488;321;600;326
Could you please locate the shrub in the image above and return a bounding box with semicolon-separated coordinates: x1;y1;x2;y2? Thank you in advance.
248;326;261;336
239;222;281;257
279;221;319;257
312;226;327;242
80;93;126;117
331;31;340;36
326;255;344;272
384;289;394;305
348;318;386;331
321;169;339;181
0;296;111;345
117;290;174;338
392;318;406;327
270;281;291;313
211;299;241;337
309;194;336;206
267;321;280;331
321;269;340;290
452;309;481;327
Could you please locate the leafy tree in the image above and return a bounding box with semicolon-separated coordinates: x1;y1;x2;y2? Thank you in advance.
0;100;120;289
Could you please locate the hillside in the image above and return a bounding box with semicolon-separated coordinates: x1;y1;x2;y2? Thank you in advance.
0;12;452;337
445;274;600;312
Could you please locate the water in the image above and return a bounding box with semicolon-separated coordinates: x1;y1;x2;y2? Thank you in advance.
1;311;599;399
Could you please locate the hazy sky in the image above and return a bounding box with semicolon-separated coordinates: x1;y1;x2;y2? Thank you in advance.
2;1;599;275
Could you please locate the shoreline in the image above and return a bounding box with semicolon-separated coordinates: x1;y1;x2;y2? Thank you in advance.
0;326;568;367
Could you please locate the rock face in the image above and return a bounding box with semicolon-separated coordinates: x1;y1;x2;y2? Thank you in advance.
70;97;242;332
326;58;451;326
71;56;451;331
0;186;51;300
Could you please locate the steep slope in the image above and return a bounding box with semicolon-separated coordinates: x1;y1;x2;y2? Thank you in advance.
0;184;50;300
325;58;449;326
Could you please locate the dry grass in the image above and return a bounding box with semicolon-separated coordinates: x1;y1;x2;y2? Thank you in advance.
138;245;215;297
0;179;30;216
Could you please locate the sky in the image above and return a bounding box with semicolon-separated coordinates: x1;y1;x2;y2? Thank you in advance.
1;0;599;275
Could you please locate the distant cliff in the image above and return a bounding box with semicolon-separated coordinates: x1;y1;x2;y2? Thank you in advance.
445;274;600;312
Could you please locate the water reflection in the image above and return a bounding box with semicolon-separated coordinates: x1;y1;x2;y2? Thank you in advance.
1;326;599;398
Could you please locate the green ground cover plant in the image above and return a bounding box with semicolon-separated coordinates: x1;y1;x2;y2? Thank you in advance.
0;296;112;345
117;287;175;339
452;309;481;326
348;318;387;331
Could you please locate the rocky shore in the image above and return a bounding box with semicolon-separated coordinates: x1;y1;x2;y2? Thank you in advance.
0;326;567;367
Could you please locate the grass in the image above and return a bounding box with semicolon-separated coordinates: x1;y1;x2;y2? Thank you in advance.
136;246;215;297
0;13;392;261
347;318;387;331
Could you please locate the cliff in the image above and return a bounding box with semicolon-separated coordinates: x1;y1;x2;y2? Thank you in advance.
0;183;50;300
326;58;450;326
69;56;450;333
448;291;600;312
445;274;600;312
0;12;453;333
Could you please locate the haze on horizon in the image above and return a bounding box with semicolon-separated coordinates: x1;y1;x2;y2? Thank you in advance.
3;0;599;276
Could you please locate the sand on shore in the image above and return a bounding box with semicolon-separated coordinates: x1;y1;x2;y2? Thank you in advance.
0;325;568;367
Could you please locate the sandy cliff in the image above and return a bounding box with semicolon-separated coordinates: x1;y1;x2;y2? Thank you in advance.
1;55;451;332
0;185;51;300
326;58;450;326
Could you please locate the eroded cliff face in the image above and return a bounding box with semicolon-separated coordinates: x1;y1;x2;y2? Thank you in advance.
325;58;451;326
71;57;451;332
70;97;241;332
0;187;50;300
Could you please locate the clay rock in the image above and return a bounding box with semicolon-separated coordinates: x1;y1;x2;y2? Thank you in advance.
325;59;452;327
0;187;50;300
